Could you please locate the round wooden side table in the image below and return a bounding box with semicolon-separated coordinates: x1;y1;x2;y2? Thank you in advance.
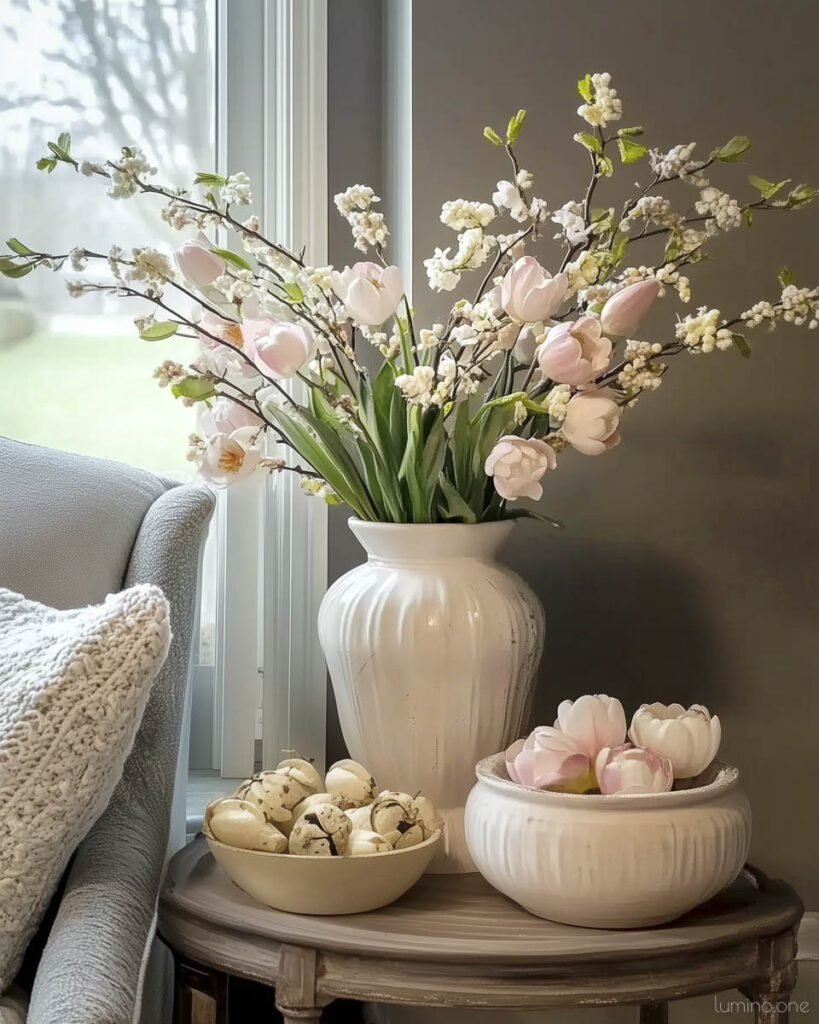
159;836;803;1024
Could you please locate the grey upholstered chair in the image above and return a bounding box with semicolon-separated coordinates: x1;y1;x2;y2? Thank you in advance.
0;436;215;1024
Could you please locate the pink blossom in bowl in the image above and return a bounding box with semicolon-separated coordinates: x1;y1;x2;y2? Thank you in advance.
595;743;674;795
505;727;595;794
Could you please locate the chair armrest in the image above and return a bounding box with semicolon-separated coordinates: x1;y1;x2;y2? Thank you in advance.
27;484;214;1024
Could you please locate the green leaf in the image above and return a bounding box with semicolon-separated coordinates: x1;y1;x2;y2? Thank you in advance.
57;131;71;153
210;246;253;272
748;174;790;200
598;155;614;178
195;171;228;186
502;508;564;529
36;157;57;173
577;74;593;102
787;183;818;208
267;403;376;520
715;136;751;162
281;280;304;303
575;131;602;155
437;474;477;524
506;109;526;145
0;263;33;278
778;266;795;288
398;405;429;522
618;126;644;137
483;126;503;147
742;206;754;228
617;138;647;164
610;234;629;267
171;376;216;401
47;140;75;165
140;320;179;341
6;238;33;256
732;332;752;358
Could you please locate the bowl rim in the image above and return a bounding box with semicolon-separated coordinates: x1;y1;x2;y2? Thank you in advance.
203;825;442;859
475;752;740;809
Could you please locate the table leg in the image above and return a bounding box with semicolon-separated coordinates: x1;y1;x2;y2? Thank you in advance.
275;1009;323;1024
640;1004;668;1024
740;929;799;1024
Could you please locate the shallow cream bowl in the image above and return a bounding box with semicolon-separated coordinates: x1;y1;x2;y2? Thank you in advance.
203;822;442;915
464;753;751;928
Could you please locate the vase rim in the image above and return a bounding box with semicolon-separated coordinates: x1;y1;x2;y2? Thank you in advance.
475;751;740;809
347;517;516;560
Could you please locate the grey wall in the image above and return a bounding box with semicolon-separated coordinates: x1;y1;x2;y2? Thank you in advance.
328;0;819;905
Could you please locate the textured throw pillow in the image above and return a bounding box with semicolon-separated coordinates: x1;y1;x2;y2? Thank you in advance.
0;584;171;993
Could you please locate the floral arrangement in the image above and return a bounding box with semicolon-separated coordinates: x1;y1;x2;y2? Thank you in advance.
505;696;722;795
205;755;440;857
3;73;817;523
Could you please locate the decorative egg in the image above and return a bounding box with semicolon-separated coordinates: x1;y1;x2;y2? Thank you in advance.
413;794;442;838
370;791;424;850
276;757;323;794
236;770;312;828
205;797;287;853
347;828;392;855
288;802;352;856
344;804;373;831
325;759;377;809
284;792;341;835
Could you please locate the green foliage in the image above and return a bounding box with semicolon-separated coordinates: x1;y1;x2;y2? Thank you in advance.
211;247;253;272
785;183;818;208
195;171;227;187
731;333;752;358
139;321;179;340
597;155;614;178
6;238;34;256
577;74;594;102
617;138;647;164
281;281;304;303
0;263;33;278
171;376;216;401
483;126;504;147
748;175;790;200
715;136;751;162
506;109;527;145
778;266;795;288
575;132;602;155
617;126;644;137
438;474;477;523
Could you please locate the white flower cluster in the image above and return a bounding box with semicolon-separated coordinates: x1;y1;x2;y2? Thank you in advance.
621;263;691;302
127;247;175;290
222;172;252;206
440;199;495;230
153;360;185;387
395;352;482;409
577;73;622;127
741;284;819;329
552;200;590;246
423;228;496;292
565;251;599;294
162;199;211;231
68;247;87;272
212;268;256;305
546;384;571;428
334;184;388;252
418;323;445;351
492;179;547;224
618;340;665;400
107;147;156;199
675;307;733;353
695;187;742;233
648;142;707;185
624;195;682;231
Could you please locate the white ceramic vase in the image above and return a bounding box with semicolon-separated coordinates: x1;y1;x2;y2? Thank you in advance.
318;519;544;873
465;753;752;927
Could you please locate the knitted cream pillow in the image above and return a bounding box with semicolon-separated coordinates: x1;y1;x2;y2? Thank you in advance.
0;584;171;992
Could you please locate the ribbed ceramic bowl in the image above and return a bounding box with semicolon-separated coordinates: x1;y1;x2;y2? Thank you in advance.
203;821;442;915
464;753;751;928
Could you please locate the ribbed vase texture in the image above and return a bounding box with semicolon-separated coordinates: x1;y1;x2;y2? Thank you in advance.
318;520;544;872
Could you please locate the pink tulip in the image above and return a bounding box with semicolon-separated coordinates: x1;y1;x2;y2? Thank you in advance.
485;435;557;501
198;426;262;488
595;744;674;795
246;322;316;379
501;256;568;323
176;232;225;287
332;262;404;325
200;397;263;438
506;727;594;793
555;694;627;760
562;387;622;456
600;279;661;337
536;315;612;385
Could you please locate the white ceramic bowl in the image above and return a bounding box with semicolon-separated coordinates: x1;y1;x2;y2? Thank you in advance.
465;753;751;928
203;823;442;915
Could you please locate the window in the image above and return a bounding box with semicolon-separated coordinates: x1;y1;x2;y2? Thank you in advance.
0;0;216;473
